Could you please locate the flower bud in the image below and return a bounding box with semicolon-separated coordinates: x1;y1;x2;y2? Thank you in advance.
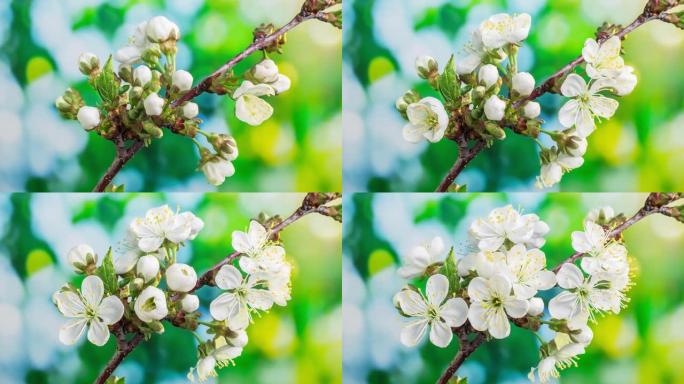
134;286;168;323
55;88;84;120
182;102;199;119
148;320;165;333
146;16;180;43
133;65;152;86
484;121;506;140
201;156;235;186
395;96;409;114
512;72;535;97
415;55;438;79
165;263;197;292
118;64;133;83
483;95;506;121
131;277;144;293
172;70;193;92
67;244;97;274
181;294;200;313
136;255;160;282
143;93;165;116
527;297;544;316
523;101;541;119
478;64;499;88
141;46;162;64
77;106;101;131
143;121;164;138
251;59;279;83
78;52;100;76
209;134;239;161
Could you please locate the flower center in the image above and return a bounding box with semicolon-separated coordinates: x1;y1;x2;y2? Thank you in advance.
142;297;157;312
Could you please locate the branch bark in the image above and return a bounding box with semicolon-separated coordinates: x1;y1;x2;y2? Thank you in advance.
436;3;678;192
437;327;486;384
94;192;340;383
92;6;334;192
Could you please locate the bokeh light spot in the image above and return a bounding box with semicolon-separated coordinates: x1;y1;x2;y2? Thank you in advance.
368;56;394;83
26;56;53;83
26;249;53;276
367;249;394;276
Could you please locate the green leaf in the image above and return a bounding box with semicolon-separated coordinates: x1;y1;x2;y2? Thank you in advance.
438;55;460;107
442;247;459;295
105;376;125;384
96;248;118;295
93;56;120;103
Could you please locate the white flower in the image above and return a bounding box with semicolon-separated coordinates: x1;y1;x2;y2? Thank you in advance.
265;263;292;306
456;30;489;75
523;101;540;119
143;93;165;116
233;80;275;126
78;52;99;75
558;74;618;137
165;263;197;292
512;72;535;96
182;102;199;119
469;205;548;251
394;274;468;348
67;244;97;273
136;255;160;282
53;276;124;346
535;151;584;189
549;263;628;326
77;106;100;131
269;74;291;94
499;244;556;299
484;95;506;121
478;64;499;88
562;130;588;158
134;285;168;323
402;97;449;143
528;338;585;384
191;356;217;382
479;13;532;50
114;46;143;65
457;250;505;278
188;336;245;383
209;265;274;329
172;70;193;92
114;249;141;275
571;221;607;255
252;59;279;83
585;206;615;225
146;16;180;42
133;65;152;86
527;297;545;316
201;157;235;186
129;206;193;252
114;22;152;65
397;236;445;279
178;211;204;240
232;220;286;274
580;242;629;276
582;36;624;79
595;65;637;96
467;275;528;339
181;294;200;313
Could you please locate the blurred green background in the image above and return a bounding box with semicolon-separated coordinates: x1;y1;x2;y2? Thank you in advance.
342;0;684;192
0;192;342;383
0;0;341;192
343;193;684;383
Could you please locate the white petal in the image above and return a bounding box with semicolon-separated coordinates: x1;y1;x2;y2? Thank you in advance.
87;319;110;346
429;320;453;348
400;318;428;347
246;289;274;310
55;292;85;317
440;298;468;327
588;95;618;118
467;302;488;332
425;274;449;306
81;275;104;307
235;95;274;126
429;236;445;256
232;231;251;254
209;292;241;321
534;270;557;290
214;265;243;290
574;107;596;137
478;237;505;252
467;277;490;302
395;290;428;316
59;318;87;345
402;123;424;143
556;263;584;289
558;99;580;128
487;308;510;339
488;275;512;297
549;291;579;320
138;236;164;253
98;296;124;324
582;38;599;63
560;74;587;98
504;298;529;318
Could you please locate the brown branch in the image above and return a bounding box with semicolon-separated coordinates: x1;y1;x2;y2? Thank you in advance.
553;192;682;272
435;138;485;192
94;331;144;384
437;326;486;384
92;137;144;192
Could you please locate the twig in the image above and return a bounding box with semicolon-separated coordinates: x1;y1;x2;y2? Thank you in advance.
92;6;333;192
94;331;144;384
437;327;486;384
436;3;678;192
435;138;485;192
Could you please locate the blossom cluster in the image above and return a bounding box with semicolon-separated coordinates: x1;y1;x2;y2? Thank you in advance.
395;13;638;189
393;205;633;383
51;206;293;383
55;16;291;187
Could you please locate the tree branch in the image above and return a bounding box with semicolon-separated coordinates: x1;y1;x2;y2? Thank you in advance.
437;326;486;384
95;331;144;384
436;2;679;192
435;138;485;192
92;5;336;192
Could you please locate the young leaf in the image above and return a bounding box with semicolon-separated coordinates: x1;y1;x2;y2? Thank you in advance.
93;56;120;103
97;247;118;295
442;247;460;295
438;55;461;107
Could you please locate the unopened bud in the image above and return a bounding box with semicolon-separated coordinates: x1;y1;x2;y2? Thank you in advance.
209;133;239;161
143;121;164;138
78;53;100;76
415;55;438;80
484;121;506;140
